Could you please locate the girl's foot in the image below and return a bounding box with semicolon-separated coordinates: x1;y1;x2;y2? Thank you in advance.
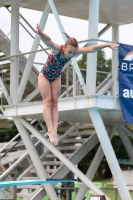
48;133;58;146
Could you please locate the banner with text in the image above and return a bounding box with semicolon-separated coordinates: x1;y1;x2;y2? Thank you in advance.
119;43;133;123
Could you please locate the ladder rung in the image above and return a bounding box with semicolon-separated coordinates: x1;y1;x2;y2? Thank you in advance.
56;146;78;150
17;193;31;198
68;131;95;137
17;185;40;189
42;161;62;165
61;139;85;144
46;153;72;158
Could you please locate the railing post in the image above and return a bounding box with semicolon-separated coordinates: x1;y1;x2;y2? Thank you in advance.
73;68;76;96
115;188;118;200
86;0;100;95
66;68;69;97
112;25;119;96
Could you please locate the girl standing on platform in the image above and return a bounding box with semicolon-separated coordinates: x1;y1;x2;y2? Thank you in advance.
36;24;119;146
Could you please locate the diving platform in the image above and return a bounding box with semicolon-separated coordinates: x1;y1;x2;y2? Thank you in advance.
4;95;125;124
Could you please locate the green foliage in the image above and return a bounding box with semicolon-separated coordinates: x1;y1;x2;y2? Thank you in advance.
0;124;18;142
79;135;133;178
111;135;133;159
77;50;112;86
78;143;99;174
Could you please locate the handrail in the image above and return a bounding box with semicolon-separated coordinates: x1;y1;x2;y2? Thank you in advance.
78;38;116;44
0;46;50;61
104;182;133;188
0;37;115;62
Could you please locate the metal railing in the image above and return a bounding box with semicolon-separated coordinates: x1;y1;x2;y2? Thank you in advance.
44;185;133;200
0;7;118;101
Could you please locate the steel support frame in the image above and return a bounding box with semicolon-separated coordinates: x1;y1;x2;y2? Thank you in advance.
22;88;39;103
47;0;87;95
86;0;99;95
0;77;11;104
120;125;133;139
118;126;133;162
10;2;58;199
14;117;58;200
18;117;110;200
88;108;132;200
73;67;76;96
98;24;111;38
96;78;113;95
17;2;51;103
1;1;125;200
10;3;19;104
112;25;119;96
75;125;117;200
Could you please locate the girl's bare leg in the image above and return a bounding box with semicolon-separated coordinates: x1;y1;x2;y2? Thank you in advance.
51;76;61;134
38;73;57;145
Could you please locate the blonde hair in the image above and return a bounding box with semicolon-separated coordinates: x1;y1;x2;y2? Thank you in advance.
63;32;78;48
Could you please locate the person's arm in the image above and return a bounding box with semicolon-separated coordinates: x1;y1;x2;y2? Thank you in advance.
76;43;119;54
36;24;60;53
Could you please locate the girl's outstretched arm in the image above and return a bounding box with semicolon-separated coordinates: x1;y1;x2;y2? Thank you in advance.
76;43;119;54
36;24;60;53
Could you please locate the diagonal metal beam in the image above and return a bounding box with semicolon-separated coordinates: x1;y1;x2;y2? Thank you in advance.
48;0;87;95
75;125;117;200
17;2;51;103
88;108;132;200
0;76;11;104
98;24;111;38
120;125;133;139
22;88;39;103
18;117;111;200
118;126;133;162
14;117;58;200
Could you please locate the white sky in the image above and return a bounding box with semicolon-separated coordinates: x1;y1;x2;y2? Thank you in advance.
0;6;133;70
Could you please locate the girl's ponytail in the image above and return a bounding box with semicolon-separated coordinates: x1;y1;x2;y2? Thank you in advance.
63;32;78;48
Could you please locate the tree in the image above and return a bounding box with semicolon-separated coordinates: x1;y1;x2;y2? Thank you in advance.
77;50;112;86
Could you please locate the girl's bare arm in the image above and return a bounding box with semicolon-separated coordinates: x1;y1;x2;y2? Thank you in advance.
36;24;60;53
76;43;119;54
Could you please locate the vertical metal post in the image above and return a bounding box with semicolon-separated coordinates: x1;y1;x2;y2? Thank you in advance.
10;3;19;103
66;189;69;200
14;169;17;200
112;25;119;96
17;2;51;103
66;68;69;97
86;0;99;95
75;125;117;200
118;127;133;162
14;117;58;200
115;188;118;200
88;108;132;200
73;68;76;96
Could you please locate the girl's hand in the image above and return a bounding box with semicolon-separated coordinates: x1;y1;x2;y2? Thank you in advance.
109;43;119;50
36;24;41;34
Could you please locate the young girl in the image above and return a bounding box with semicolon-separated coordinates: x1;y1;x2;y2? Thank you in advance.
36;24;119;146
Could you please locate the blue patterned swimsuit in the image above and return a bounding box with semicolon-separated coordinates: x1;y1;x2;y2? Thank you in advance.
41;45;71;83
